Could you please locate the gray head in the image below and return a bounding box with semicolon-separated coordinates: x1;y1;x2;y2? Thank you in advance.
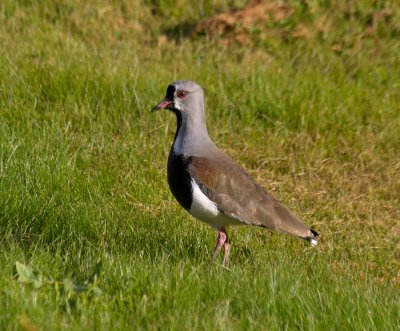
151;80;204;117
151;80;213;155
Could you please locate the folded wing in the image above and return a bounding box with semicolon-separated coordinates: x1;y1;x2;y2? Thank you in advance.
188;152;313;239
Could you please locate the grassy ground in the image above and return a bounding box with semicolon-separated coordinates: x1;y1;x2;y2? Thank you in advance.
1;1;399;330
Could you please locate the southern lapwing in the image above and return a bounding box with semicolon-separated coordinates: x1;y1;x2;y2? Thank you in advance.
152;80;318;266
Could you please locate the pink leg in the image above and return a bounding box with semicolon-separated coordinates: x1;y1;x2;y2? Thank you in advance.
223;238;230;268
212;228;230;267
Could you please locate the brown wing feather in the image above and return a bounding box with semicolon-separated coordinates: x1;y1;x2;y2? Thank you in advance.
188;153;312;238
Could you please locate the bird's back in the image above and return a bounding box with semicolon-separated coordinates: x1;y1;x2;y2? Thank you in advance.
187;146;313;238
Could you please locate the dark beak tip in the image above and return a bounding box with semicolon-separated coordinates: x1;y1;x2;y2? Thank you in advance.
150;99;173;113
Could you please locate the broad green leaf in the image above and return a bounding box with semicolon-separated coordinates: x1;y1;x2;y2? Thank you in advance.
63;278;76;296
15;261;43;289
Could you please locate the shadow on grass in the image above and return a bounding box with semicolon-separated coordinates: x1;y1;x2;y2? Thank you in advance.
162;21;198;43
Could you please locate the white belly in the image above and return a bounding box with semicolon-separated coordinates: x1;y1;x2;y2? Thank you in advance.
188;179;241;229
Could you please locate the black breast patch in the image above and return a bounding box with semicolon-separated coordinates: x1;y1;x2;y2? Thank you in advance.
167;150;193;210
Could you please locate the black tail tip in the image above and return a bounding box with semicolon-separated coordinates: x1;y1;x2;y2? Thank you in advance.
307;229;319;246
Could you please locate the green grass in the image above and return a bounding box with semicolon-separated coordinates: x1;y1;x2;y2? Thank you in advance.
1;0;399;330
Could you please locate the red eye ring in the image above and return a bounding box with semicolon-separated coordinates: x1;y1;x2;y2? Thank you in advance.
177;90;188;99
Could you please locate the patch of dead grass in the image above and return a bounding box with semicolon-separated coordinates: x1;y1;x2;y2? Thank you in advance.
221;130;399;285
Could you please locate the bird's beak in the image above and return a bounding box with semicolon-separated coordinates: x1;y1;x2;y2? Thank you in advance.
151;99;173;112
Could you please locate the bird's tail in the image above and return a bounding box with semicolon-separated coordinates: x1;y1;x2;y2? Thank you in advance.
306;229;319;247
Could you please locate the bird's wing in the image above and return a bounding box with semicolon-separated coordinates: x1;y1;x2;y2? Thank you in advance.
188;153;312;238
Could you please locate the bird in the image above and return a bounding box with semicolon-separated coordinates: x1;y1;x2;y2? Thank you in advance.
151;80;318;267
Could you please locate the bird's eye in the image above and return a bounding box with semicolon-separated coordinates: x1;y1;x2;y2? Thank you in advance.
177;90;188;99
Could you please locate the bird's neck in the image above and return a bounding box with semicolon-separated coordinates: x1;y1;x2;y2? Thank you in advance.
171;110;213;156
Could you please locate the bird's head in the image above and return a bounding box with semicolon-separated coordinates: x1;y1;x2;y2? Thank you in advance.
151;80;204;115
